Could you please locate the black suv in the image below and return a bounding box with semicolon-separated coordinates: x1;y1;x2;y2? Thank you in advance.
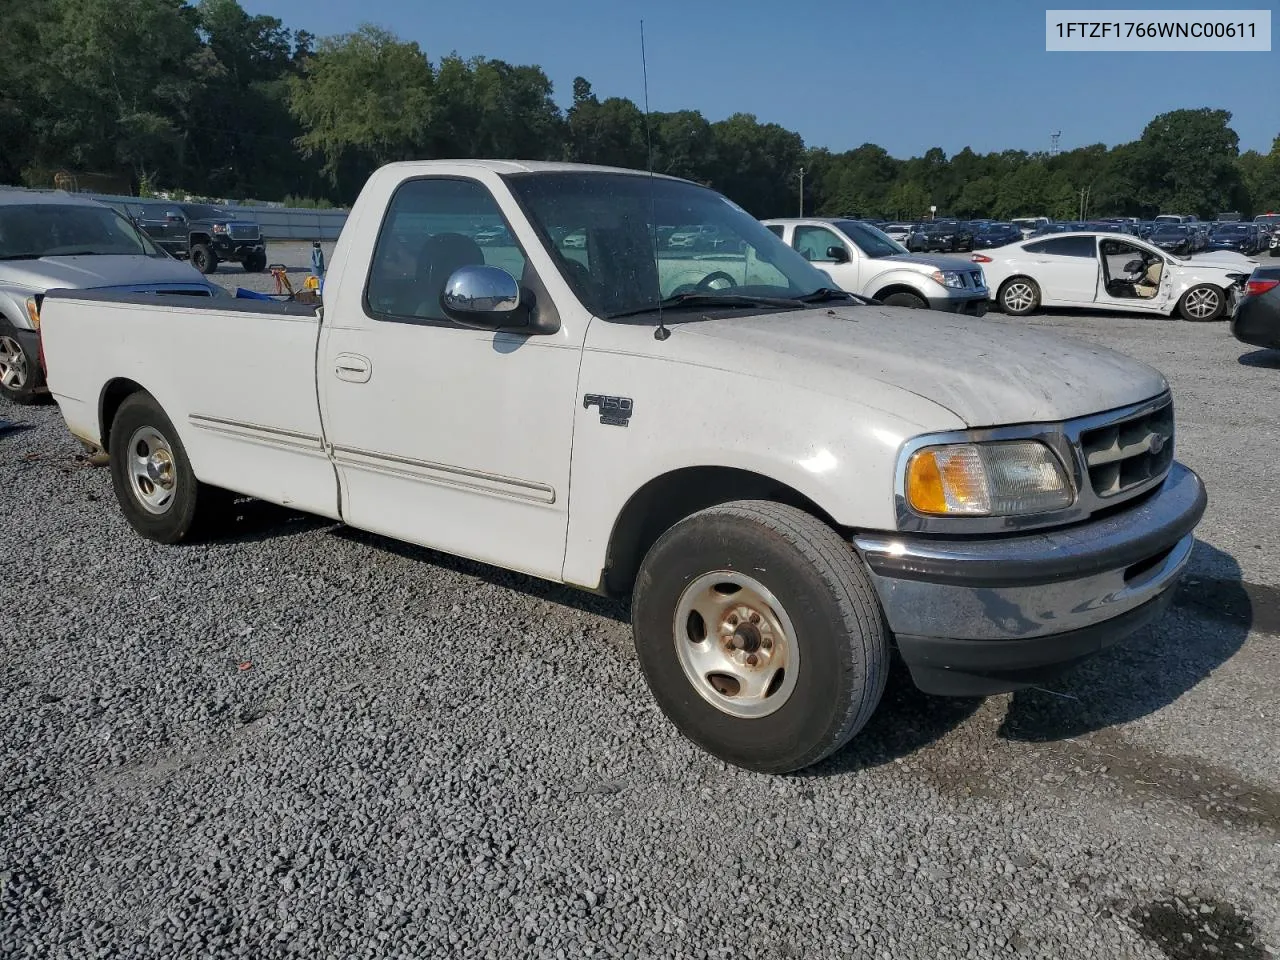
127;202;266;274
922;220;974;252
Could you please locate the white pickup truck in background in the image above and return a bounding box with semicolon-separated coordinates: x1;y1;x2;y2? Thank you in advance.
39;160;1207;773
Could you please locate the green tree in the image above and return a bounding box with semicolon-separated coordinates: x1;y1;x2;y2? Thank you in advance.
885;181;931;220
566;80;648;169
709;113;805;216
288;25;434;193
29;0;202;187
1132;108;1243;217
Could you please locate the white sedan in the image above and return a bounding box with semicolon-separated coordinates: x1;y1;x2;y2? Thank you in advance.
974;231;1255;321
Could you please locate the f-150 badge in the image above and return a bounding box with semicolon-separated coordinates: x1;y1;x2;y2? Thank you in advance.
583;394;634;427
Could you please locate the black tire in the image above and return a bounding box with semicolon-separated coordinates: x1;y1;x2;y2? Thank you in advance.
998;276;1040;316
0;317;45;405
880;291;928;309
631;500;890;774
1177;283;1225;322
108;392;226;543
190;242;218;274
243;251;267;273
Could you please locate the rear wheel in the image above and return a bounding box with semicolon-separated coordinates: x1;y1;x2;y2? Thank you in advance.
108;392;227;543
1177;284;1224;322
999;276;1040;316
243;251;267;273
0;319;43;404
631;501;889;773
880;291;927;309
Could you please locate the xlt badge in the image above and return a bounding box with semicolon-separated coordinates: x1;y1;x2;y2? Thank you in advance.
583;394;634;427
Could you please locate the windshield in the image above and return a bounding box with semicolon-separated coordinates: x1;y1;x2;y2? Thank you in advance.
180;204;226;220
833;220;906;258
0;203;161;259
504;173;836;319
1212;224;1248;235
1152;226;1188;237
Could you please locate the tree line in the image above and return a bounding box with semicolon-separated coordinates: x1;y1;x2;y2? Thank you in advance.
3;0;1278;220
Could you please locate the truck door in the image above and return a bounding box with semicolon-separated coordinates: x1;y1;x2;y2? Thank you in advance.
317;175;582;582
791;224;862;292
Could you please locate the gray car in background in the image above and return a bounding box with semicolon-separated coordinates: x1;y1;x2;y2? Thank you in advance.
0;191;218;403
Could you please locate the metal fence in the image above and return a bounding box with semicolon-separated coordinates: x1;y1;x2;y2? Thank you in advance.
0;185;350;241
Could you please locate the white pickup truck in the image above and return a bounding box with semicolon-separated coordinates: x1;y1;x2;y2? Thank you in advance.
39;160;1207;773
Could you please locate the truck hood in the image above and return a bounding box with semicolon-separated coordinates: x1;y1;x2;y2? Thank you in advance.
0;255;212;293
681;305;1168;427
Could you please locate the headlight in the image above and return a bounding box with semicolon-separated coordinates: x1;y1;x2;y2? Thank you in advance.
211;223;228;234
24;297;40;330
905;440;1072;516
931;270;965;289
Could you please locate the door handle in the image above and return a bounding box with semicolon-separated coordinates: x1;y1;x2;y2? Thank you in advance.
334;353;371;383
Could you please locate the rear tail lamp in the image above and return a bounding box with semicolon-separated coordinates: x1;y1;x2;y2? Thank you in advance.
1245;278;1279;297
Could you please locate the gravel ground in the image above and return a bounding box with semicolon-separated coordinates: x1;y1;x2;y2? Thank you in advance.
2;261;1279;958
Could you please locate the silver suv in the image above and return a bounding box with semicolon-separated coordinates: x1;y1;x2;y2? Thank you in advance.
763;217;988;314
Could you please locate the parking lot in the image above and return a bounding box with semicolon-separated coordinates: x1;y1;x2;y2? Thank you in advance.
2;243;1279;959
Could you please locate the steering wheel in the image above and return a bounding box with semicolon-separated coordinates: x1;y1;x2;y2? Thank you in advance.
696;270;738;292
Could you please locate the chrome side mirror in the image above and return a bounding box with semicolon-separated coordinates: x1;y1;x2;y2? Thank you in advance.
440;264;526;329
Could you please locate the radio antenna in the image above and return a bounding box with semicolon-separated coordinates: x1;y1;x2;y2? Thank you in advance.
640;20;669;341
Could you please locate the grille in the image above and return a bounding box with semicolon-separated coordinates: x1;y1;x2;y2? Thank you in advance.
1078;400;1174;499
229;224;259;240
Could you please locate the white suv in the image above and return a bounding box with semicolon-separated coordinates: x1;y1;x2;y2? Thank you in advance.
763;217;988;313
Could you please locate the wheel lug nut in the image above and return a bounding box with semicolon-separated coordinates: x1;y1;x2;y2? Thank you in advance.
746;654;758;666
762;638;772;649
749;612;761;625
727;615;738;627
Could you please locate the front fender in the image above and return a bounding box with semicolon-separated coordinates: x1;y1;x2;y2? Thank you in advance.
863;267;941;300
559;337;962;589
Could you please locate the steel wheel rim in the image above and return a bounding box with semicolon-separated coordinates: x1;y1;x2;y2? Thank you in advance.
126;425;178;514
0;336;28;390
1004;282;1035;312
1185;288;1218;319
673;571;800;719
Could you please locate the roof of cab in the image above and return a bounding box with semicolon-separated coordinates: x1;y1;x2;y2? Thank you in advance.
377;159;685;181
0;189;109;208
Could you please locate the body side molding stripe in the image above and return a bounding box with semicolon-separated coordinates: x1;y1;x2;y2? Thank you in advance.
330;444;557;505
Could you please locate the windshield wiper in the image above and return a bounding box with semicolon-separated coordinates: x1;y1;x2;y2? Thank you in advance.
796;286;862;304
608;292;809;319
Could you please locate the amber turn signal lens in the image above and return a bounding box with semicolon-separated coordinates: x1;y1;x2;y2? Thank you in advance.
905;441;1072;517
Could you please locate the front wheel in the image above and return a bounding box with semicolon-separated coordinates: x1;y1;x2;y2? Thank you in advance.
190;242;218;274
631;501;889;773
0;320;44;404
1178;284;1224;322
108;392;227;543
242;251;267;273
999;276;1040;316
881;291;927;309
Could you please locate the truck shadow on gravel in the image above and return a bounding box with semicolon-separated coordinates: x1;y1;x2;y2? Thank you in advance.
1237;348;1280;369
332;527;631;623
998;540;1255;744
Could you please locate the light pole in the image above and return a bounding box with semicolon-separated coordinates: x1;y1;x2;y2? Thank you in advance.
797;166;805;217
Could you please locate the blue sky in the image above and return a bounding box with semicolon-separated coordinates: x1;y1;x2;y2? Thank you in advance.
244;0;1277;158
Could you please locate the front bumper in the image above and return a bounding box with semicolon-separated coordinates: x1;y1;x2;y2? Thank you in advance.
853;462;1206;696
928;293;988;316
212;237;265;260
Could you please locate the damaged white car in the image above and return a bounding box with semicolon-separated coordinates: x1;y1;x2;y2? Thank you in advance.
974;230;1254;321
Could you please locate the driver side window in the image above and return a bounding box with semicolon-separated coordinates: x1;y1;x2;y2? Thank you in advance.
366;178;527;323
792;226;846;263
